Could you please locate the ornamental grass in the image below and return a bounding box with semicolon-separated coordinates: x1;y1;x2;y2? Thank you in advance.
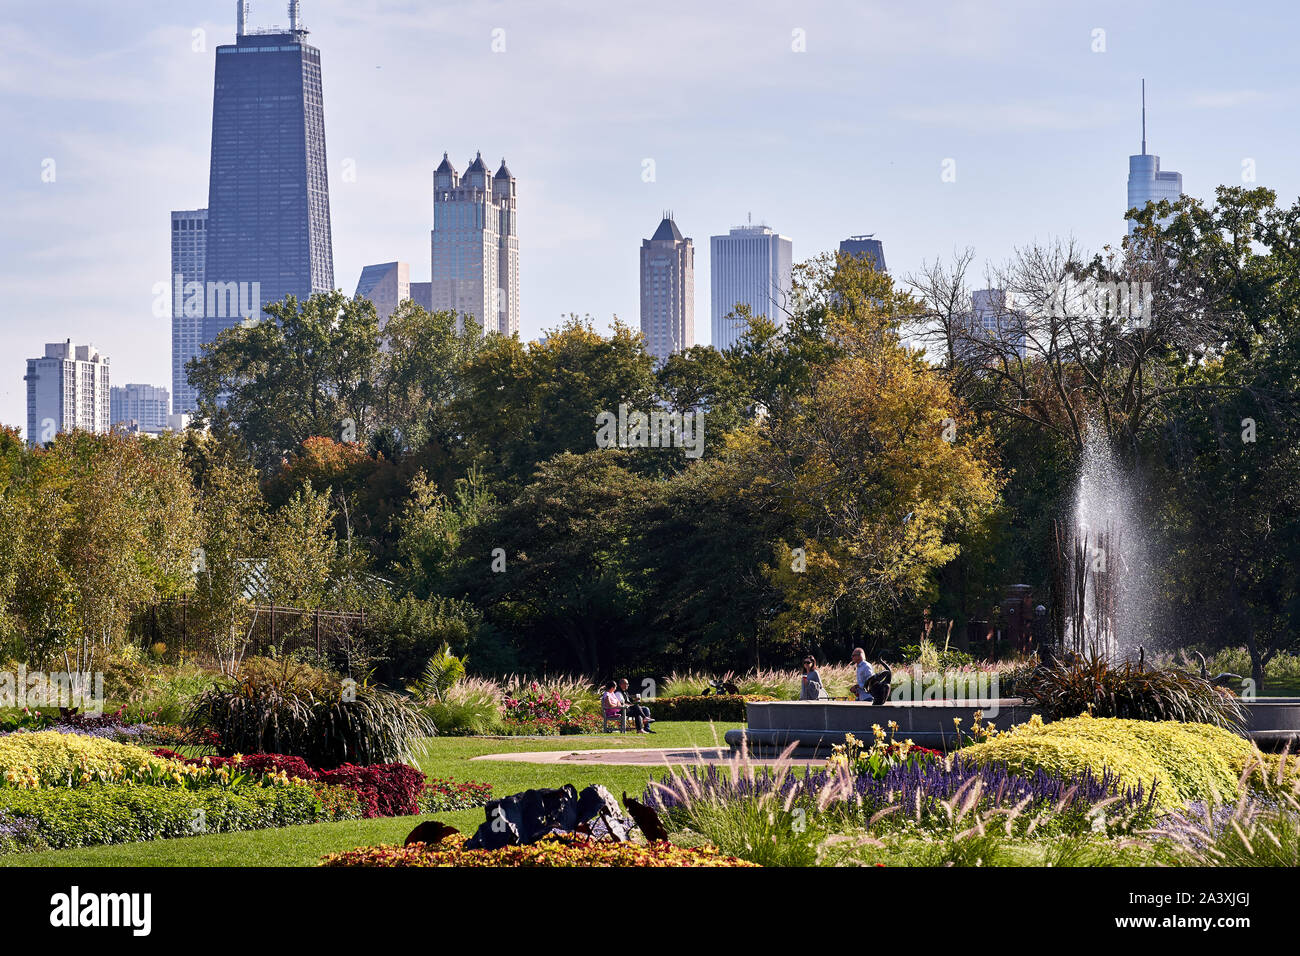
319;833;757;867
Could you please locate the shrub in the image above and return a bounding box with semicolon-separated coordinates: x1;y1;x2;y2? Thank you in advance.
643;694;773;722
153;751;444;819
0;782;330;853
422;777;493;813
0;732;172;788
184;675;433;767
1022;655;1244;729
319;833;758;867
497;714;602;736
422;679;501;736
501;682;573;723
961;714;1255;807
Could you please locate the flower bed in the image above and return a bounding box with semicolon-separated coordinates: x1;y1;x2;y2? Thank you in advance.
320;833;757;867
646;755;1159;836
152;750;491;818
0;781;340;853
960;714;1255;807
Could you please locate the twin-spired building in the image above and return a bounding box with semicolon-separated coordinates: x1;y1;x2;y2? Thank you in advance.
710;223;792;351
430;152;520;335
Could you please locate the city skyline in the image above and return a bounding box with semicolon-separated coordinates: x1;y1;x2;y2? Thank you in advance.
5;0;1299;433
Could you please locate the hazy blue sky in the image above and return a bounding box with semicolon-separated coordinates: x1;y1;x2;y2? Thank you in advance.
3;0;1298;433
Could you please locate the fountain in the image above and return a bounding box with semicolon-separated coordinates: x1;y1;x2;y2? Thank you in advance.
726;422;1300;756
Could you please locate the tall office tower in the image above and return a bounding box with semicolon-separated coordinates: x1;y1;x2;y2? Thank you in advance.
640;213;695;361
111;384;171;434
203;0;334;347
24;341;111;446
170;208;207;415
354;261;410;328
710;222;793;351
1127;81;1182;235
408;282;433;311
954;289;1027;364
429;151;519;334
838;235;887;272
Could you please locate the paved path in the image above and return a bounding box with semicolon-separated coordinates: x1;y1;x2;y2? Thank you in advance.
470;746;826;768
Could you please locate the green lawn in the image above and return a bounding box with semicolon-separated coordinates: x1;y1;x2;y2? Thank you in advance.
1;721;739;868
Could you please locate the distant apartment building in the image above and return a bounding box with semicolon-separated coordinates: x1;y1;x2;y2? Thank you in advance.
640;213;695;361
955;289;1027;364
710;222;792;351
838;235;887;272
111;383;171;435
1127;82;1182;235
24;341;111;446
170;208;207;415
354;261;410;328
430;151;519;334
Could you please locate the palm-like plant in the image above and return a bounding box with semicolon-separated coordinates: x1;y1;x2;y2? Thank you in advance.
405;644;467;703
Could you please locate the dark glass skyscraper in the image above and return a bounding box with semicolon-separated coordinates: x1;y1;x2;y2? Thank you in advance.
203;1;333;344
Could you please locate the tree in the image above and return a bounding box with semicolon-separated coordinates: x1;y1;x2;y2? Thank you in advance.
189;291;383;471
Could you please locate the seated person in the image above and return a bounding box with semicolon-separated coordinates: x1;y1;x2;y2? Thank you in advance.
602;681;622;725
617;678;654;734
850;647;875;702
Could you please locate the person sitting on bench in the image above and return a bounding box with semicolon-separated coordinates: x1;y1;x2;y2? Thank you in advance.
617;678;654;734
602;682;624;729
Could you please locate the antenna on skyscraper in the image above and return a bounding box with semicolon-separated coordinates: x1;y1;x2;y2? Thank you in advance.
1141;78;1146;155
289;0;301;31
237;0;249;36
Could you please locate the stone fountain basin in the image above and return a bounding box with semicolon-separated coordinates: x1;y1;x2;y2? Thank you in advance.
725;697;1300;757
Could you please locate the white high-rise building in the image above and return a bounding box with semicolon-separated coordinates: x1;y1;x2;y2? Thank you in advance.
430;151;518;334
170;208;207;415
640;213;694;361
954;289;1027;364
710;222;792;351
25;341;111;446
1126;81;1182;235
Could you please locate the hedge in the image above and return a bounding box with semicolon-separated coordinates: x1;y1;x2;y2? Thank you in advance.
961;714;1257;807
0;782;335;853
642;694;774;722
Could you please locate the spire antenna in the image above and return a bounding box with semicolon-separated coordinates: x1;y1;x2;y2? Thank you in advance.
1141;78;1146;155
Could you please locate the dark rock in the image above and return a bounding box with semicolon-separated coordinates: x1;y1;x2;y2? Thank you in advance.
404;820;459;847
465;783;639;849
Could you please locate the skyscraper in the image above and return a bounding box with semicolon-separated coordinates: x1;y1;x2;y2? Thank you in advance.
838;235;887;272
203;0;334;347
111;384;171;434
354;261;410;328
24;341;111;446
429;151;519;334
710;222;792;351
954;289;1026;364
640;213;694;361
1126;81;1182;235
170;208;206;415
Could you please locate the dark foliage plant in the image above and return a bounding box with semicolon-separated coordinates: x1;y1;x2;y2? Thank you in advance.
1021;655;1244;729
184;674;434;767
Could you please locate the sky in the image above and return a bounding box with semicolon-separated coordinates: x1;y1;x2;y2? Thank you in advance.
3;0;1299;434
